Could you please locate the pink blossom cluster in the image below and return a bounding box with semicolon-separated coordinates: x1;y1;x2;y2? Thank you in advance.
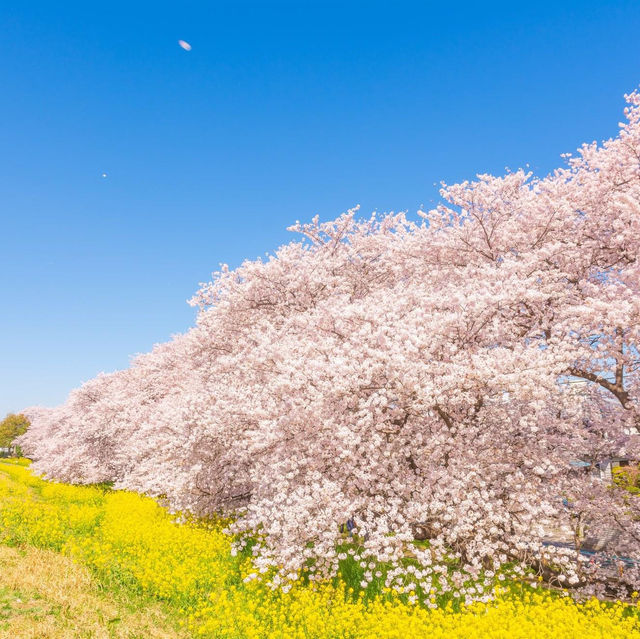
20;91;640;600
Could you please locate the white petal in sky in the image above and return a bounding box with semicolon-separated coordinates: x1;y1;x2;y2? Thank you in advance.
101;173;108;178
178;40;192;51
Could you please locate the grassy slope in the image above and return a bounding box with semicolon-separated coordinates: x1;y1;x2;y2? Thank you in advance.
0;545;185;638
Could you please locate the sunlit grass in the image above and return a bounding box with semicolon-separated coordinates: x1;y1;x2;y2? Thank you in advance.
0;544;184;638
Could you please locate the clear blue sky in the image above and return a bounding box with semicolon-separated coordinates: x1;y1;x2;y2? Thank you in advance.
1;1;639;415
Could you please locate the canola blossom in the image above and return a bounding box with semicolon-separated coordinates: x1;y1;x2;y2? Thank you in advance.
1;460;639;638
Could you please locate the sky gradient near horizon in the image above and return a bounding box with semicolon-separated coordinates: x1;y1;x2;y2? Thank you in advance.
2;1;640;415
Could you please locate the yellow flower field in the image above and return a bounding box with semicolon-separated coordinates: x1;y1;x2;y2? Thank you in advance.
0;459;639;638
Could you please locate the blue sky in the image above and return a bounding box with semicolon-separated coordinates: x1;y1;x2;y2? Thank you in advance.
1;1;640;415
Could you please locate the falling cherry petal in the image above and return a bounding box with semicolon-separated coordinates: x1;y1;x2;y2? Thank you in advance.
178;40;192;51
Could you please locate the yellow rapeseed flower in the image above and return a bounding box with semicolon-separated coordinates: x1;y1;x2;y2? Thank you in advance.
1;459;639;638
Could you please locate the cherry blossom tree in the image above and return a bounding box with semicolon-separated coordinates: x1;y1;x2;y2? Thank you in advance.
20;90;640;601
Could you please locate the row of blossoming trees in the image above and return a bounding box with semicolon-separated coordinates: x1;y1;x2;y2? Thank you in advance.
20;91;640;602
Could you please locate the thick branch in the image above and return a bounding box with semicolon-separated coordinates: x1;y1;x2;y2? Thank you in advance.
568;367;630;408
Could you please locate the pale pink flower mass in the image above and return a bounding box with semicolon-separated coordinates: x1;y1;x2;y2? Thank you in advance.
19;88;640;602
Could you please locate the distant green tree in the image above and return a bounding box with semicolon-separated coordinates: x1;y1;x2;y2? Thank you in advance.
613;464;640;496
0;413;30;456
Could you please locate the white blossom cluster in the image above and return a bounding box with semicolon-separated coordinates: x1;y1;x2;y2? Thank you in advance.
20;90;640;600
